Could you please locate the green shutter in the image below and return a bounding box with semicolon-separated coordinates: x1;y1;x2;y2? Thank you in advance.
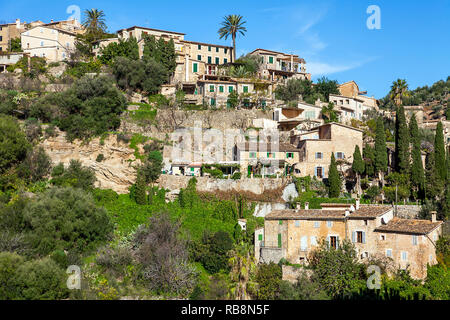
224;48;228;54
216;47;219;52
210;98;216;106
258;234;263;241
219;86;224;93
198;44;201;50
224;58;228;64
278;234;282;248
193;63;198;73
208;56;212;64
269;56;273;63
215;57;219;64
197;54;201;61
209;85;214;92
228;86;233;93
208;46;211;51
279;220;283;225
243;86;248;93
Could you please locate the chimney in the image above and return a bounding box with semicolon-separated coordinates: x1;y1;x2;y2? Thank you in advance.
431;211;437;223
304;202;309;210
356;198;360;210
51;19;54;23
344;210;350;217
296;202;301;211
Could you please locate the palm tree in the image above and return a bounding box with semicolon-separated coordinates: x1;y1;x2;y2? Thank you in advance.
390;79;410;106
321;102;339;123
82;9;107;41
218;15;247;62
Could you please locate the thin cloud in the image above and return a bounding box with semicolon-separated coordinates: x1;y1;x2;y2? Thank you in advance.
307;57;379;76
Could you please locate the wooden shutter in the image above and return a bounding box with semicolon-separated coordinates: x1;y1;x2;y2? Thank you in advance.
278;234;282;248
352;231;356;243
362;232;366;244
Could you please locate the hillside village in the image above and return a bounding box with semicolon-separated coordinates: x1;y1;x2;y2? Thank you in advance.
0;11;449;301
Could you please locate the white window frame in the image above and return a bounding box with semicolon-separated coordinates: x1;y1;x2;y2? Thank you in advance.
386;249;392;258
401;251;408;261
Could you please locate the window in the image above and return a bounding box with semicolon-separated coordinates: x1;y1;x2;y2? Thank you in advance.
286;152;294;159
228;86;233;93
219;86;224;93
380;234;386;241
278;234;282;248
311;236;317;246
279;220;283;225
0;36;2;42
193;63;198;73
198;44;201;50
412;235;418;245
209;85;214;92
401;251;408;261
258;234;263;241
208;46;211;51
269;56;274;63
0;47;2;52
224;58;228;64
336;152;344;159
190;168;195;172
197;54;201;61
40;28;43;33
300;236;308;251
40;41;44;46
267;152;275;158
249;152;257;158
386;249;392;257
314;221;320;228
210;98;216;106
315;167;323;178
295;220;300;227
243;86;249;93
224;48;228;54
327;221;333;228
207;56;212;64
315;152;323;159
216;47;219;52
329;236;338;249
215;57;219;64
353;231;365;244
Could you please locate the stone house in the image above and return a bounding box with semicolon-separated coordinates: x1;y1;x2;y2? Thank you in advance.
234;141;300;177
258;202;443;279
338;80;378;110
0;52;25;72
0;19;27;52
21;25;77;62
329;94;366;123
290;122;364;179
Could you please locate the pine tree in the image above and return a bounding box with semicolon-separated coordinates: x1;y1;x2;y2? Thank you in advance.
374;117;388;186
395;106;410;174
352;145;365;196
328;153;341;198
135;171;147;205
434;121;446;183
409;114;425;199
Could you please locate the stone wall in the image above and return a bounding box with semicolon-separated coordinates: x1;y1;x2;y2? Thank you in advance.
157;174;287;195
260;247;285;264
282;265;313;283
394;205;421;219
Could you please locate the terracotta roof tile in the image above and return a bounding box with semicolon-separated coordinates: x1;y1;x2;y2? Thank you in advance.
374;217;442;235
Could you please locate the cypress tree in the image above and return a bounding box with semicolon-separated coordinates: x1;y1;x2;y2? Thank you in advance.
434;121;446;182
135;171;147;205
363;145;375;178
424;152;443;200
409;114;425;199
374;117;388;185
143;35;157;61
352;145;365;195
395;106;410;174
328;153;341;198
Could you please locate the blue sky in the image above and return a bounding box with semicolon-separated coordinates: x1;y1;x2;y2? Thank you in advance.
2;0;449;98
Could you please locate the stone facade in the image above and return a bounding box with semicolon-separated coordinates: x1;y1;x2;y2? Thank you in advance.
0;19;26;52
258;203;443;279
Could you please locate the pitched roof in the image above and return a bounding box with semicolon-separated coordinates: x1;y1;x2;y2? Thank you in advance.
236;142;299;152
117;25;185;35
374;217;442;235
266;209;347;220
266;205;392;221
182;40;233;49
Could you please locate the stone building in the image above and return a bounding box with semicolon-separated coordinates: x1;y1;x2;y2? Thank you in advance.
329;94;366;123
21;25;78;62
289;122;364;179
258;202;443;279
0;19;27;52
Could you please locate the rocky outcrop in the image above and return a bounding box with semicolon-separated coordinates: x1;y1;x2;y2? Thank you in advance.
40;129;139;194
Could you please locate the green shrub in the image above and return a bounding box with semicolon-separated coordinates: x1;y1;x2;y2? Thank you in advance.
0;115;31;174
50;159;96;190
231;172;241;180
0;252;24;299
23;186;113;255
96;154;105;162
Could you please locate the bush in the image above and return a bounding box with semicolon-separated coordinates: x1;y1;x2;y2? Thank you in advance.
199;231;233;274
231;172;241;180
14;257;69;300
0;252;24;299
0;115;31;173
51;159;96;190
92;188;119;205
18;147;52;183
96;154;105;162
23;186;113;255
255;262;282;300
96;245;134;276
